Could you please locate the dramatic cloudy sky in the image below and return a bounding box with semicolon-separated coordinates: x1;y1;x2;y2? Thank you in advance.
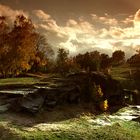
0;0;140;57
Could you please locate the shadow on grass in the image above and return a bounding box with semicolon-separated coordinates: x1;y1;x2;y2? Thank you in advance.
0;102;99;127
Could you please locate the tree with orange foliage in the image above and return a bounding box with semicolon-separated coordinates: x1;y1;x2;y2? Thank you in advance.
30;34;54;72
9;15;37;74
0;15;51;77
0;16;11;77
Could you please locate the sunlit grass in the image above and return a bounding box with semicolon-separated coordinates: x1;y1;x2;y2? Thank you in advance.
0;115;139;140
111;65;132;80
0;77;40;86
111;65;136;89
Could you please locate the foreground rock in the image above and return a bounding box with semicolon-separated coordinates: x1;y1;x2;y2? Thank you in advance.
0;72;138;114
20;94;45;113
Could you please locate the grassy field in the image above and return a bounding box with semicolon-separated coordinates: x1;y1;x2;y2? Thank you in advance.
0;73;59;87
0;77;40;86
110;64;136;89
0;65;135;86
0;66;139;140
0;72;54;86
0;113;139;140
0;105;139;140
111;64;133;80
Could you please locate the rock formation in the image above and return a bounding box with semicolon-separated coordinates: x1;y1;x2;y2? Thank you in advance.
0;72;134;114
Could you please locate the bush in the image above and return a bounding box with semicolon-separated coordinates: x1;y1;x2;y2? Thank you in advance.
99;99;109;111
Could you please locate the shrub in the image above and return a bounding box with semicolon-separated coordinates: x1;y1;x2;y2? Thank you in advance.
99;99;109;111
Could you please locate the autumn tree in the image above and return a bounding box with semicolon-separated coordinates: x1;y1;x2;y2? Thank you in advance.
30;34;54;72
0;16;11;76
0;14;54;77
5;15;39;76
0;15;51;76
111;50;125;66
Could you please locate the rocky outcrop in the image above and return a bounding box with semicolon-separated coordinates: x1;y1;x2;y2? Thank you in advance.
123;89;140;105
0;72;126;114
67;72;124;105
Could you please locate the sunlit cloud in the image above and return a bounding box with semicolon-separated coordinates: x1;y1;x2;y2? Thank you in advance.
121;15;133;25
91;13;118;26
33;10;51;21
32;8;140;57
0;4;27;24
0;4;140;57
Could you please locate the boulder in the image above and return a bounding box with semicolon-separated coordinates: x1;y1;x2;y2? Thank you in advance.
0;72;125;114
20;94;45;114
67;72;123;105
0;104;10;113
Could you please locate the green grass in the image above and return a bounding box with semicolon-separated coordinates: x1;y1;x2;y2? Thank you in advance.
110;65;136;89
0;65;134;87
0;73;56;87
0;115;139;140
0;68;139;139
0;77;41;86
111;65;131;80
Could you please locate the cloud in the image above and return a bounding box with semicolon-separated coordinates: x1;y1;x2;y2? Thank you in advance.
134;9;140;31
33;10;51;21
91;13;118;26
0;4;27;23
134;9;140;22
66;19;78;26
121;15;133;25
33;10;97;53
109;27;125;39
112;40;140;58
1;4;140;57
32;9;140;57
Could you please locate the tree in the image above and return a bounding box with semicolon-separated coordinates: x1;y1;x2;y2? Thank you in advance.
127;50;140;89
112;50;125;66
8;15;38;75
30;34;54;72
0;16;11;76
74;54;84;70
0;14;54;77
0;15;39;77
56;48;69;75
89;51;101;71
100;53;111;70
74;51;101;72
127;50;140;67
36;34;54;57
